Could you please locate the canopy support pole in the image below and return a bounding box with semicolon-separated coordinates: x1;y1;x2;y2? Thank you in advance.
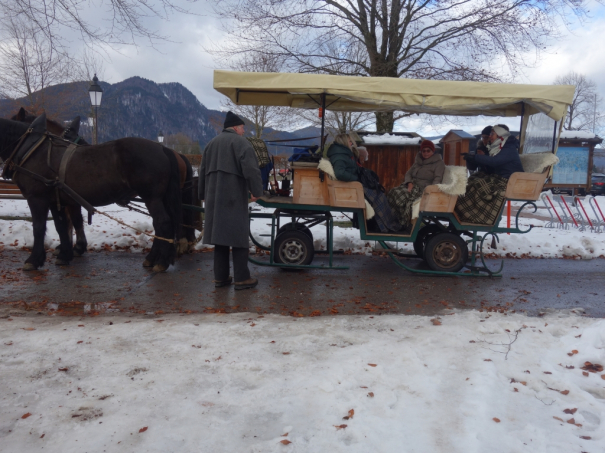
320;93;326;149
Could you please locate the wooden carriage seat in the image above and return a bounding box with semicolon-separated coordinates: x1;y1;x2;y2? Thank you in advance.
413;165;468;216
505;152;559;201
292;162;365;209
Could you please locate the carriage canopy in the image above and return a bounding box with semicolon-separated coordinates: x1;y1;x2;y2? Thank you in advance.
213;70;574;121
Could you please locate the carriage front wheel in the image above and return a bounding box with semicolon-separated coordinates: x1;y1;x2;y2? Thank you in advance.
273;230;314;267
424;232;468;273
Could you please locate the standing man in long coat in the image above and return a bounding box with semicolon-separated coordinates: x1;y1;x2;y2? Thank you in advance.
198;111;264;290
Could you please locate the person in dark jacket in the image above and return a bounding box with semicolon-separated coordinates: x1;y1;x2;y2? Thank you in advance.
327;134;359;181
198;111;264;290
456;124;524;225
327;134;402;233
463;124;523;179
475;125;492;156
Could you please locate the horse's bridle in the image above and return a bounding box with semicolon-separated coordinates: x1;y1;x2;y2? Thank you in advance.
1;128;34;180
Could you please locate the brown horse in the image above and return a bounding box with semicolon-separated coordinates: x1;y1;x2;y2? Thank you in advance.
10;107;196;260
1;114;182;272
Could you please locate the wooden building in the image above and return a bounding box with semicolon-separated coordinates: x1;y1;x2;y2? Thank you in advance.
357;132;422;191
440;130;476;167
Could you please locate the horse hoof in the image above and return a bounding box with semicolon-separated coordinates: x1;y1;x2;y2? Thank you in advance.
176;238;189;256
73;250;82;257
52;248;60;256
55;259;70;266
152;264;167;273
23;263;37;271
143;259;153;268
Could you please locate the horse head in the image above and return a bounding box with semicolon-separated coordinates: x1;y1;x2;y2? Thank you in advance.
62;116;88;144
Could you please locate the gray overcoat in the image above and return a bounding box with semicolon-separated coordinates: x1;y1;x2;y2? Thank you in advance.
198;129;264;248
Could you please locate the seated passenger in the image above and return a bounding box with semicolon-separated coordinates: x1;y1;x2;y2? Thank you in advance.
464;124;523;179
475;125;492;156
327;134;402;233
455;124;524;225
387;140;445;226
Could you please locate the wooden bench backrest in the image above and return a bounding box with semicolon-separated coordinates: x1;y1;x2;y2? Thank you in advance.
292;166;365;208
504;168;550;201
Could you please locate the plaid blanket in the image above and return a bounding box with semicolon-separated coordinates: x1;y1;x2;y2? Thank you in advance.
364;187;402;233
387;183;422;226
246;137;271;168
454;172;508;225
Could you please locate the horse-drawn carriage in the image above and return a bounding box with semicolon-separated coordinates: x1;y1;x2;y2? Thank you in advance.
210;70;575;277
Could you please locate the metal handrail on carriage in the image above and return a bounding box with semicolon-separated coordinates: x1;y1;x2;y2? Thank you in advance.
198;70;576;277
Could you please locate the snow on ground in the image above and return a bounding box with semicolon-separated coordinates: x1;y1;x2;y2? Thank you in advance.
2;197;605;259
1;310;603;452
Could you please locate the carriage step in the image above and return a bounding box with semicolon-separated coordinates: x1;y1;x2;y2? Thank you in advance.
259;234;272;237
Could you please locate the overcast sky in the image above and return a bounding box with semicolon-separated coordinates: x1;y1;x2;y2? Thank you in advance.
79;1;605;136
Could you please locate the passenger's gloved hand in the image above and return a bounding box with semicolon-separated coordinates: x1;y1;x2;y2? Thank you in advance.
462;153;476;164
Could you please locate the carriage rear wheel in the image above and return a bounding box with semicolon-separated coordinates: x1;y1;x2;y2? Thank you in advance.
274;230;314;267
424;232;468;273
413;224;443;258
277;222;314;241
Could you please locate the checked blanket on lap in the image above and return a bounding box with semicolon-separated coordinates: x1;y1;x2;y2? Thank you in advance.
387;183;422;226
454;172;508;225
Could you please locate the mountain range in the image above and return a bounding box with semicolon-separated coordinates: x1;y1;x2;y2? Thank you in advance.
0;77;321;154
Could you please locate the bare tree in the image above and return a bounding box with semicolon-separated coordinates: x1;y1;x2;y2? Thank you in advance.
165;133;202;155
220;52;289;139
213;0;601;132
0;0;197;52
73;48;107;83
554;72;603;133
0;16;71;107
295;109;375;137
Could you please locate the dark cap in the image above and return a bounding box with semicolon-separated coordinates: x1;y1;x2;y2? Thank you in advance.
224;111;245;129
481;126;493;136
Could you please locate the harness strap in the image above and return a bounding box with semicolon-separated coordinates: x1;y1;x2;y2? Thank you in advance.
19;134;49;167
10;164;96;214
59;144;78;184
1;128;32;179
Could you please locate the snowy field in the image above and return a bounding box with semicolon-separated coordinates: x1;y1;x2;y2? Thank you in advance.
1;310;603;452
2;196;605;259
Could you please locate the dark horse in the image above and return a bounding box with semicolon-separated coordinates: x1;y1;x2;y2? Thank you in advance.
1;113;182;272
10;107;197;261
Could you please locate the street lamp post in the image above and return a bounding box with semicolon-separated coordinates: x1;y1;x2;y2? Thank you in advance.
158;131;164;144
88;74;103;145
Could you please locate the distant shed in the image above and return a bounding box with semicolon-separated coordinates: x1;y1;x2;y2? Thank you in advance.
440;130;476;167
358;132;422;191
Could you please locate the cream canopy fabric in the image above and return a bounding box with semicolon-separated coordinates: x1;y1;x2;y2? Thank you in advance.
214;70;575;121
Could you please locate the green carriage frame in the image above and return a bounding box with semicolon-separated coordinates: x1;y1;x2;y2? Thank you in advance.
202;70;575;277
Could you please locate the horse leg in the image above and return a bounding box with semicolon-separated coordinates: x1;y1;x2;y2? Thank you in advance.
145;198;175;272
52;207;74;256
23;198;50;271
69;206;88;257
49;205;74;265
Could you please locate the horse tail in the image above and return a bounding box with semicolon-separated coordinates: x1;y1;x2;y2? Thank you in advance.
162;147;182;246
178;153;196;242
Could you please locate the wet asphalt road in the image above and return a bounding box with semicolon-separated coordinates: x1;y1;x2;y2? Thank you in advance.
1;249;604;318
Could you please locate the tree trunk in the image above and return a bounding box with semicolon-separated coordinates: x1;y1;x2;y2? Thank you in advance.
375;111;395;133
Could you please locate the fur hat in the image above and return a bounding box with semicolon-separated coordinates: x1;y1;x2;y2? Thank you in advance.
492;124;510;138
481;125;493;136
224;111;245;128
420;139;435;152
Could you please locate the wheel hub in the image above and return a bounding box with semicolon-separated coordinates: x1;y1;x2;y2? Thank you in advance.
280;239;305;263
432;241;461;269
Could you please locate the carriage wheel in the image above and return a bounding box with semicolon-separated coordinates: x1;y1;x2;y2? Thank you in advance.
413;224;443;258
277;222;314;242
274;230;314;267
424;232;468;273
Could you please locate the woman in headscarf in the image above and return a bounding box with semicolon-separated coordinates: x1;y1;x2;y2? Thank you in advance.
455;124;524;224
387;140;445;226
